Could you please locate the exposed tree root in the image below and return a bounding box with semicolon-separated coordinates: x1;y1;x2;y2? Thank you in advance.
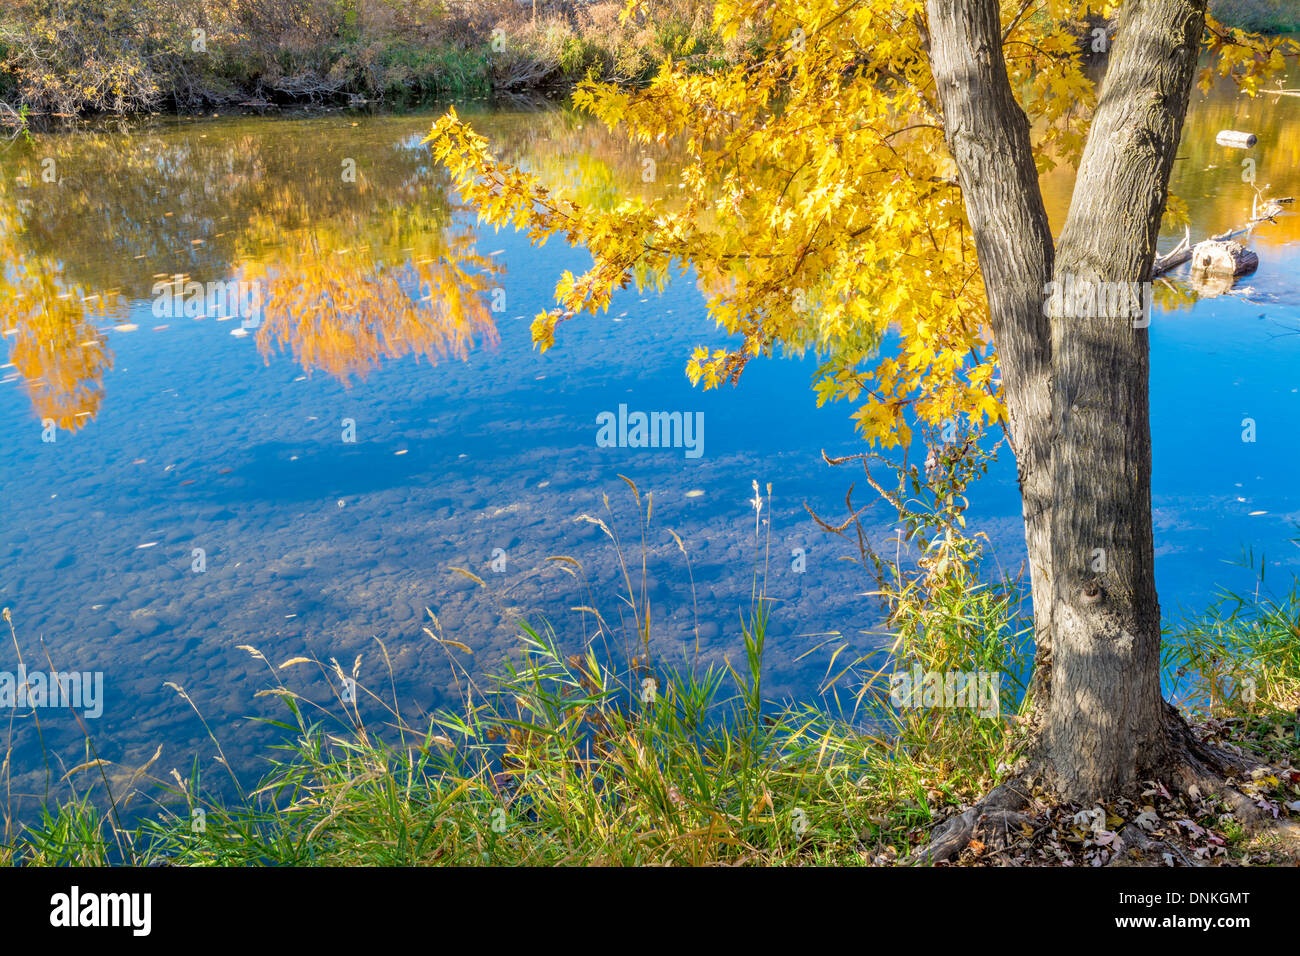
908;776;1036;864
1158;702;1269;825
1107;821;1199;867
910;703;1288;865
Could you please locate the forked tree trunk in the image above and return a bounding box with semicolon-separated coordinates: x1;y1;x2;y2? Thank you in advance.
924;0;1210;802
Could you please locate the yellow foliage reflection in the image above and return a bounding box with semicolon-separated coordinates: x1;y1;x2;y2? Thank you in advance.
0;197;120;429
7;290;118;430
249;228;501;383
0;110;551;428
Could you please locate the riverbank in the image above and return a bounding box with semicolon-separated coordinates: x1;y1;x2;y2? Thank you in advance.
0;0;748;119
1;1;1291;123
3;597;1298;866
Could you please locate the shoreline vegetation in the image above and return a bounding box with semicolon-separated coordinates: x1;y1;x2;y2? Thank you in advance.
4;476;1299;866
0;0;753;122
0;0;1295;124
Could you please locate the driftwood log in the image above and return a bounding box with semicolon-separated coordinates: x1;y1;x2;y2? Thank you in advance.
1214;130;1257;149
1190;238;1258;277
1150;195;1292;279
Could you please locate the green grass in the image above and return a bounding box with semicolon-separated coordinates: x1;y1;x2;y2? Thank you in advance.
377;44;494;99
1163;549;1300;716
0;466;1032;866
0;616;1007;867
4;470;1299;867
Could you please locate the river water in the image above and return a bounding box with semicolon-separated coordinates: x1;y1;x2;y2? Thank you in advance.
1;77;1298;811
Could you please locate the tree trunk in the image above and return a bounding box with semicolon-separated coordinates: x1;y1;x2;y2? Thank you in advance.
925;0;1209;802
924;0;1056;707
1045;0;1207;801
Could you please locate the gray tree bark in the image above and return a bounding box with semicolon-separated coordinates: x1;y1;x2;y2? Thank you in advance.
1045;0;1208;800
924;0;1057;709
924;0;1210;802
